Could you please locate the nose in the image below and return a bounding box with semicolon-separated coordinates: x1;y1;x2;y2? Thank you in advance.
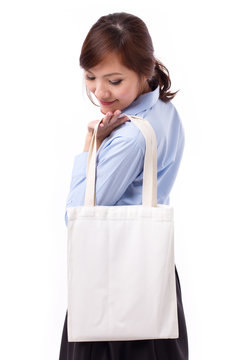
94;81;112;101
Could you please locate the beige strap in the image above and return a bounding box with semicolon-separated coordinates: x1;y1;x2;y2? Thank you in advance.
84;114;158;207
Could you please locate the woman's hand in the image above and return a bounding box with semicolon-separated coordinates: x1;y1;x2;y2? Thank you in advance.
87;110;130;142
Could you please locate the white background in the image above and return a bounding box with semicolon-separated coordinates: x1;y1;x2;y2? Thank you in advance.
0;1;239;359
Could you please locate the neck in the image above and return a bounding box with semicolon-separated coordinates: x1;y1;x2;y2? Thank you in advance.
141;81;152;95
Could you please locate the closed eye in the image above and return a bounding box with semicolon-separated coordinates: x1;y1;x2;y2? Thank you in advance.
86;76;122;85
110;80;122;85
86;75;95;80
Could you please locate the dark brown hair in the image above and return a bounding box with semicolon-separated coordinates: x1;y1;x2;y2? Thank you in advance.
79;12;179;103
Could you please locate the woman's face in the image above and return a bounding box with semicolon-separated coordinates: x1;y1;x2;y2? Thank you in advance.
84;52;148;115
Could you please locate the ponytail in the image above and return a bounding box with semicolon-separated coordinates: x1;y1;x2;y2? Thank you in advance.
148;59;179;102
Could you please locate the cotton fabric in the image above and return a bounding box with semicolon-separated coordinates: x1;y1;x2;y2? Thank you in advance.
59;266;188;359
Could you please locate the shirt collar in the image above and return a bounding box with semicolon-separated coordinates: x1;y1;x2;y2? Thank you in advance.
122;85;160;115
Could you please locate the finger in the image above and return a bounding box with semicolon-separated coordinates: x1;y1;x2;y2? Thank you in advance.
109;110;121;122
117;113;126;119
120;116;130;124
103;112;113;124
100;112;112;127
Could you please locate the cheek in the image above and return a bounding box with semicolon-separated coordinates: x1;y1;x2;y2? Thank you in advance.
118;86;135;100
118;86;138;105
117;89;128;101
86;83;94;92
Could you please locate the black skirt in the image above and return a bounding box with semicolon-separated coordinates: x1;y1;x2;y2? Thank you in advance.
59;265;188;360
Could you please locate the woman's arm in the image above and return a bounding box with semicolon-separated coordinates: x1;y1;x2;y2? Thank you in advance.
64;134;144;226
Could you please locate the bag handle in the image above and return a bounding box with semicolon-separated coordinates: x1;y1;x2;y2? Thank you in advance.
84;114;158;207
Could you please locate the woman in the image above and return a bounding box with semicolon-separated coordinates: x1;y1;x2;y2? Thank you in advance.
59;12;189;360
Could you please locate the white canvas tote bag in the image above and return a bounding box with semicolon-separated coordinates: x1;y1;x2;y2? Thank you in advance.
67;115;179;342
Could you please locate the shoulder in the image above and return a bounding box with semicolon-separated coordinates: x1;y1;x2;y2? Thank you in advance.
150;98;184;129
97;99;184;157
146;98;185;145
98;120;146;157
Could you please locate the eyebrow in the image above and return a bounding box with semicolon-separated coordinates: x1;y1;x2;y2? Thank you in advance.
87;70;123;77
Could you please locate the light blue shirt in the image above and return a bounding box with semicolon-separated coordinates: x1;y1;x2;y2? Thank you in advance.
64;85;185;226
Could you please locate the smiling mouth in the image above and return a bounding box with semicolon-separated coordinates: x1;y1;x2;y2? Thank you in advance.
99;99;116;105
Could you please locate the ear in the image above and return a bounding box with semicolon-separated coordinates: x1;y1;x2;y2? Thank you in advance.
138;75;149;95
141;75;148;83
139;75;148;87
142;76;150;92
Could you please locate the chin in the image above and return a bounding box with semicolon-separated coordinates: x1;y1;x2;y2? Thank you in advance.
100;102;123;116
100;107;115;115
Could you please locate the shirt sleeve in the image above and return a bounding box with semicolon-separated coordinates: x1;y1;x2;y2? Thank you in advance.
64;136;145;226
